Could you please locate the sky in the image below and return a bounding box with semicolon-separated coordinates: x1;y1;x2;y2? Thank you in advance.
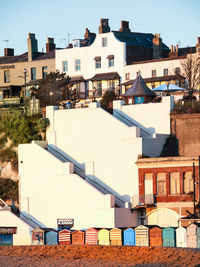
0;0;200;56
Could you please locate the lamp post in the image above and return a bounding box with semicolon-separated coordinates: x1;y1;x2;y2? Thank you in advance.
49;91;53;105
92;87;97;102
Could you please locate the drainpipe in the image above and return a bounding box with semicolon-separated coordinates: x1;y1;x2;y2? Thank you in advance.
193;162;196;213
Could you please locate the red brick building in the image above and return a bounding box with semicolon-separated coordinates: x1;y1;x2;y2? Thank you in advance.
135;157;200;227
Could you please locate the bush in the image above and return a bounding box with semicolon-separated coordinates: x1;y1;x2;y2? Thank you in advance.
0;178;18;201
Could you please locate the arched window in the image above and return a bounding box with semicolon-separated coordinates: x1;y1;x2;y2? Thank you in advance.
183;172;193;194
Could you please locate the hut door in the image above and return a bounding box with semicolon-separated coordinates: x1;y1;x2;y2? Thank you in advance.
145;173;153;204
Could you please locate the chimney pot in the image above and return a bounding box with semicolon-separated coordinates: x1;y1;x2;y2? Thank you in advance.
99;18;110;34
46;37;55;53
119;20;130;32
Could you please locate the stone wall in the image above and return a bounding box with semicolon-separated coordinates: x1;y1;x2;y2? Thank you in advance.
171;113;200;156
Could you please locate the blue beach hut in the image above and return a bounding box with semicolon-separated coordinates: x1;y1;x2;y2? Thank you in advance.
162;227;176;247
123;228;135;246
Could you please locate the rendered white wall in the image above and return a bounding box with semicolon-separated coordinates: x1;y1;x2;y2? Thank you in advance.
146;208;180;227
19;143;137;229
0;210;33;246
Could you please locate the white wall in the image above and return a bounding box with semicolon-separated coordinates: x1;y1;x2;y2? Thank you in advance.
0;210;33;245
113;96;174;135
19;142;137;229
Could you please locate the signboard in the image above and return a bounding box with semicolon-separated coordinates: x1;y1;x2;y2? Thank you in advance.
57;218;74;226
0;234;13;246
0;227;17;234
135;96;144;104
0;65;15;70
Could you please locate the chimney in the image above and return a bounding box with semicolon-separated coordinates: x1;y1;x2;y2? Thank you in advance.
153;34;163;59
119;20;130;32
27;33;38;62
84;28;96;39
46;37;56;53
99;18;110;34
4;48;14;56
169;44;179;58
196;37;200;53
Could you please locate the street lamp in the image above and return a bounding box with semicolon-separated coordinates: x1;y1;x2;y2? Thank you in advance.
92;87;97;102
49;91;53;105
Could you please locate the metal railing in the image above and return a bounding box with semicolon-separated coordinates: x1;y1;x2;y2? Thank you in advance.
132;194;155;207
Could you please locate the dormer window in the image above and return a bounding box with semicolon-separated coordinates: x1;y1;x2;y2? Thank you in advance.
73;40;80;48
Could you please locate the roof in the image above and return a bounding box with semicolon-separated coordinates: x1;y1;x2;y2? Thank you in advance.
121;75;185;86
70;76;85;82
113;31;169;50
123;74;156;97
0;50;55;65
89;72;120;81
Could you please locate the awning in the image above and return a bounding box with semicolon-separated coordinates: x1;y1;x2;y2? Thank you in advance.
94;56;101;60
89;72;120;81
70;76;85;82
107;55;114;59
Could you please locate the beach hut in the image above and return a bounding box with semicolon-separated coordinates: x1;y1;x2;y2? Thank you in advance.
135;225;149;246
0;227;17;246
162;227;176;247
149;226;162;247
123;228;135;246
176;226;187;248
98;228;110;245
71;230;84;245
110;227;122;246
46;229;58;245
58;229;71;245
187;223;197;248
197;225;200;248
85;228;98;245
32;228;45;245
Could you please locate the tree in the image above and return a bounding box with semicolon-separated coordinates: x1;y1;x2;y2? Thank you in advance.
179;54;200;94
37;70;74;107
100;91;117;113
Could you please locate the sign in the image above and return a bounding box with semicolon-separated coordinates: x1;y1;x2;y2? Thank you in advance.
135;96;144;104
0;227;17;234
0;65;15;70
57;218;74;226
0;235;13;246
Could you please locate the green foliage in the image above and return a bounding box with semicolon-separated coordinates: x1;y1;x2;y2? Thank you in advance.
0;178;18;201
100;91;117;113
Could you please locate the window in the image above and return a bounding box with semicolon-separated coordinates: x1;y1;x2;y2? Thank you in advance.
102;37;107;47
75;59;81;71
42;66;47;79
31;68;36;80
125;73;130;80
108;58;114;67
4;70;10;83
183;172;193;194
108;80;115;90
170;172;180;195
175;67;180;75
73;40;80;48
157;173;166;195
96;81;102;96
62;61;68;72
163;68;168;76
152;70;156;77
95;58;101;69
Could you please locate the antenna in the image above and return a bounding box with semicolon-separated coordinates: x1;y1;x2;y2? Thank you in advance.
67;33;70;46
61;38;66;48
3;40;9;48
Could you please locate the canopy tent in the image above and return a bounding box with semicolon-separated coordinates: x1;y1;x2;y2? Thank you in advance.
152;83;188;92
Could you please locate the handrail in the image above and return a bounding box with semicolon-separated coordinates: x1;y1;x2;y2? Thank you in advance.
47;145;125;205
114;110;151;136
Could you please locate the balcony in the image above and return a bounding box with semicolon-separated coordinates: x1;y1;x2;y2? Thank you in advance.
132;194;156;209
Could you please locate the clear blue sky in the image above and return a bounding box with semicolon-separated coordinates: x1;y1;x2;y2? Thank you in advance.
0;0;200;56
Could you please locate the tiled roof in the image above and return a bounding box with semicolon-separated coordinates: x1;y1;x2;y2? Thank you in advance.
113;31;169;50
89;72;120;81
34;49;55;60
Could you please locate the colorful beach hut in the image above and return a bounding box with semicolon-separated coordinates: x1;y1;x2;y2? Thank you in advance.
123;228;135;246
58;229;71;245
46;229;58;245
32;228;45;245
197;225;200;248
176;226;187;248
149;226;162;247
110;227;122;246
98;228;110;245
162;227;176;247
187;223;197;248
71;230;85;245
135;225;149;246
85;228;98;245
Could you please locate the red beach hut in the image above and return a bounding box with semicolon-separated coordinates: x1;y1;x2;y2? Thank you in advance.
85;228;98;245
58;229;71;245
